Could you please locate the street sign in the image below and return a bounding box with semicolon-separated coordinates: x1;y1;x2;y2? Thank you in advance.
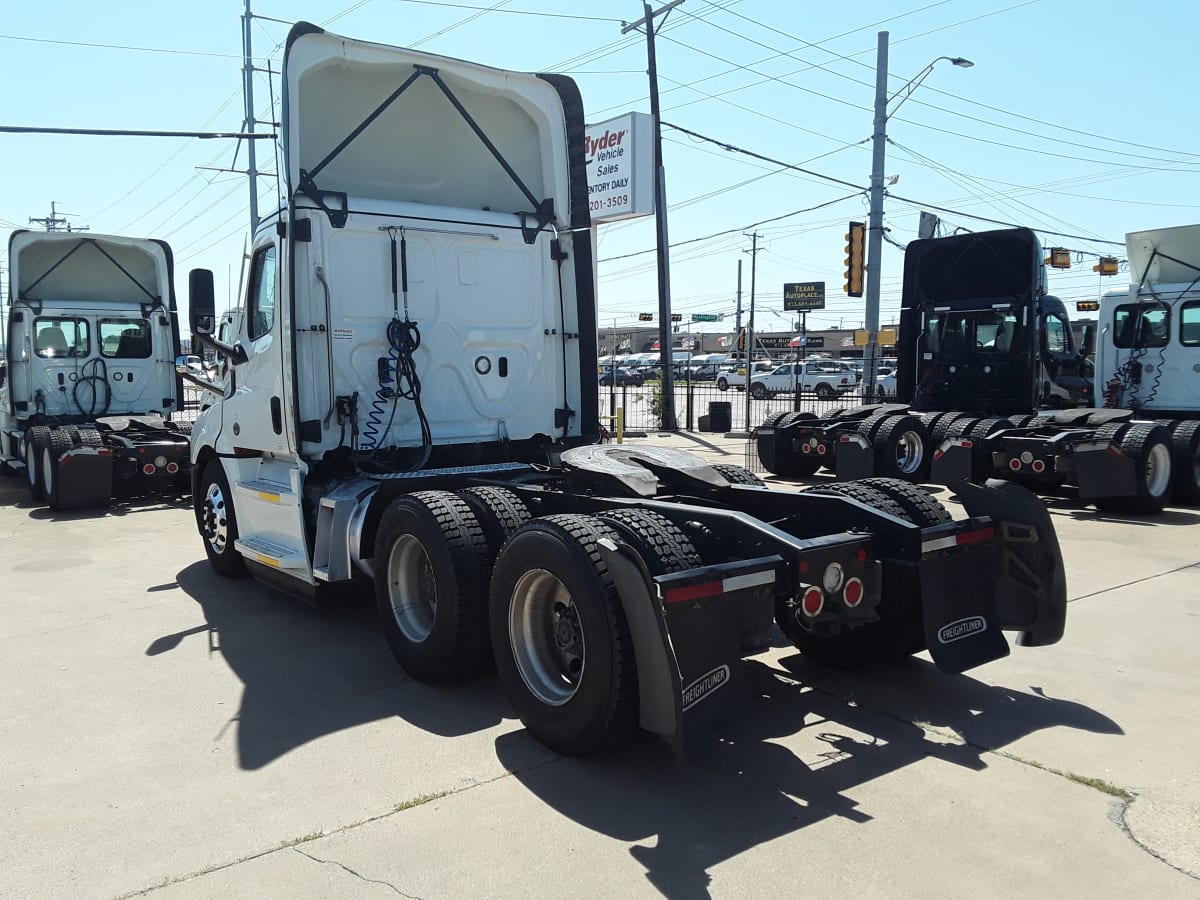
783;281;826;311
691;313;721;322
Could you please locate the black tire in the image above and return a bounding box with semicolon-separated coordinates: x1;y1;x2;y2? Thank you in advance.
457;486;531;571
195;459;247;578
856;477;952;525
815;383;838;401
43;428;74;510
759;411;790;430
870;414;929;482
787;483;925;667
77;428;104;449
716;378;730;392
930;412;967;447
25;426;51;500
710;462;766;486
1168;420;1200;504
856;411;894;444
490;514;638;755
374;490;491;682
826;407;848;419
750;382;768;400
594;509;702;574
1094;423;1173;514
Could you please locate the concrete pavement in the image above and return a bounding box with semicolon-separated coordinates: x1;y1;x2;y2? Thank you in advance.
0;435;1197;898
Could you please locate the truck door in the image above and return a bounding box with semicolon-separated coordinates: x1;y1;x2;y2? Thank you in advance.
29;316;91;417
217;243;290;456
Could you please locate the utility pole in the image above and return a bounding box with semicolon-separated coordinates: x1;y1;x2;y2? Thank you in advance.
29;201;87;233
622;0;683;430
863;31;889;403
734;258;743;350
743;231;760;435
242;0;260;229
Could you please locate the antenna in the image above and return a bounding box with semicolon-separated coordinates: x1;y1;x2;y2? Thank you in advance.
28;201;89;233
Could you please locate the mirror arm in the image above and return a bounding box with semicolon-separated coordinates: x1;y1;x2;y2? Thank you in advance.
194;331;248;365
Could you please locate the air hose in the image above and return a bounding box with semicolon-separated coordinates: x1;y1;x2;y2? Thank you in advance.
361;227;432;469
73;358;112;417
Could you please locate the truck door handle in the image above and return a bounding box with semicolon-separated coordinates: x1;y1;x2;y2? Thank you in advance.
270;396;283;434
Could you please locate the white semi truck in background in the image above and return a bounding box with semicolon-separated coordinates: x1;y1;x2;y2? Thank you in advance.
183;22;1070;757
0;231;191;508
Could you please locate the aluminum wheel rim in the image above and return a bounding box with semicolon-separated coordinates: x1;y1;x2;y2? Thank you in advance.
42;447;54;494
386;534;437;643
26;440;37;487
508;568;584;706
894;429;925;475
1146;443;1171;497
201;481;230;556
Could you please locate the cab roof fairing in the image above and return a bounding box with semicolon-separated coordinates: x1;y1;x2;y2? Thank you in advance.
280;24;574;229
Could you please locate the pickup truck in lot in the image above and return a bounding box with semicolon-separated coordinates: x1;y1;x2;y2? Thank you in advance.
749;362;858;400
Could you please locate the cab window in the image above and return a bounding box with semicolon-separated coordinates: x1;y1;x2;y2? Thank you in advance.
1043;313;1073;355
1180;301;1200;346
34;317;89;358
99;319;152;359
1113;303;1168;348
247;245;278;340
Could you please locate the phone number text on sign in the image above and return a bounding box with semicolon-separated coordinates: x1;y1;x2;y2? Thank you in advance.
590;194;630;212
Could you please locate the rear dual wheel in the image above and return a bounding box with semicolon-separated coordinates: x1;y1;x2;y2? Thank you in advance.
1093;423;1173;514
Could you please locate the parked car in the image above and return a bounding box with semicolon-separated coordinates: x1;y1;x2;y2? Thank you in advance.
599;366;644;387
748;362;858;400
715;359;774;391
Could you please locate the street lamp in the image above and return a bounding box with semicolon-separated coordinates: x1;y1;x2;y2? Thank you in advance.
862;33;972;401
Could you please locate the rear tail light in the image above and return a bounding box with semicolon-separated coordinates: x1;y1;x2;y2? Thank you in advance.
1031;459;1046;473
1009;458;1021;471
822;562;845;593
843;577;864;608
800;586;824;617
142;463;156;476
166;462;180;474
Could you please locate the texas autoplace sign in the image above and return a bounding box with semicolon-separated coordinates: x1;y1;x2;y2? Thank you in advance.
584;112;654;223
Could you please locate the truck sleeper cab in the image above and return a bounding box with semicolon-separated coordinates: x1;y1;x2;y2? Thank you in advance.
186;23;1068;758
0;231;190;508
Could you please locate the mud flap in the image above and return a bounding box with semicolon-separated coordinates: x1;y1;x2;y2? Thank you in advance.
598;539;777;760
919;545;1011;674
835;434;873;481
1073;443;1136;499
929;440;973;484
953;479;1067;647
55;448;114;508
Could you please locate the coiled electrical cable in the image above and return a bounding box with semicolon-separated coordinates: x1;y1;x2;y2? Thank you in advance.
73;358;112;417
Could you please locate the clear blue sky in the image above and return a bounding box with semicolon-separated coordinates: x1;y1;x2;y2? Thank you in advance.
2;0;1197;337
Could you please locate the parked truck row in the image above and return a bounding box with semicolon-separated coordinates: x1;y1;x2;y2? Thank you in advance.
0;231;192;508
169;23;1069;756
757;226;1200;515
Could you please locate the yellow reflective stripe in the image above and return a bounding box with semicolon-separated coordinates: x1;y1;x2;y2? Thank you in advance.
255;554;280;568
257;491;281;503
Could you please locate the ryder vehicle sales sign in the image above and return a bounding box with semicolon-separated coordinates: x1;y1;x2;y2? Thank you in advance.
584;112;654;223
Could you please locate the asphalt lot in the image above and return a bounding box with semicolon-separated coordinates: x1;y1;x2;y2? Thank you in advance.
1;433;1197;899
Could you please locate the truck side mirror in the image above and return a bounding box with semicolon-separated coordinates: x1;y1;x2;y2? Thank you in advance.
189;268;217;337
1080;323;1096;357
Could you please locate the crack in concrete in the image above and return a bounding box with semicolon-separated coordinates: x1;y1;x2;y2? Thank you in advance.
1116;801;1200;881
120;759;561;897
1068;560;1200;603
292;846;418;897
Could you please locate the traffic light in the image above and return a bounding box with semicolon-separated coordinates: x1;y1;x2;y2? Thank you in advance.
1093;257;1119;276
638;312;653;321
844;221;866;297
1046;247;1071;269
670;313;682;322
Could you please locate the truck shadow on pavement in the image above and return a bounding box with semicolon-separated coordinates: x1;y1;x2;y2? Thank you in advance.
149;561;510;770
0;477;191;518
494;655;1122;899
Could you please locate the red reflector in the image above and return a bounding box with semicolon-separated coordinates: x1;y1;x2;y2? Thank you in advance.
1031;459;1046;473
166;462;180;474
1107;446;1123;458
1009;458;1022;471
856;549;867;561
816;444;826;455
956;526;995;547
798;560;809;575
801;586;824;617
664;580;724;605
142;464;156;475
934;449;944;460
843;577;864;608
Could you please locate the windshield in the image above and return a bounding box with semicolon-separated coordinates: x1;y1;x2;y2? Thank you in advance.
923;308;1021;356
